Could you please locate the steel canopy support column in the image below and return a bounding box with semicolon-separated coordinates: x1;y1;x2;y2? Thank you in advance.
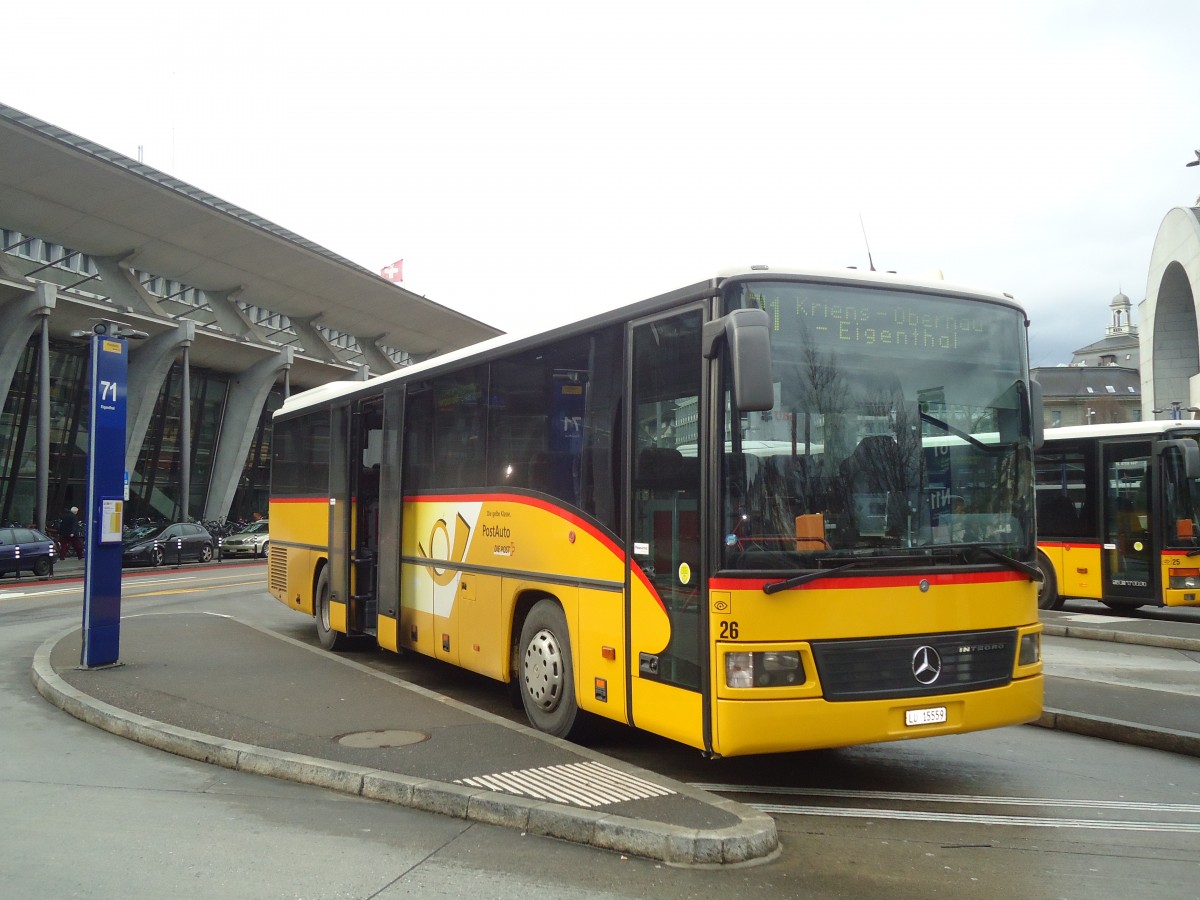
180;343;192;522
355;334;397;375
125;322;196;479
287;314;342;363
205;287;273;342
0;283;56;527
89;254;167;317
202;347;293;522
36;312;50;531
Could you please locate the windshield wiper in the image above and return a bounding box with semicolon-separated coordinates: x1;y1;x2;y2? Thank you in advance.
764;562;863;594
920;411;1003;453
946;542;1042;581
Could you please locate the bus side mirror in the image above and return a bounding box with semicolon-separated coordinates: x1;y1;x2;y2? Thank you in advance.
1029;377;1044;449
1157;438;1200;479
703;308;774;412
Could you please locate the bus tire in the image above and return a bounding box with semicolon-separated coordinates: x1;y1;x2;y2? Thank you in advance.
315;566;348;651
1036;550;1062;610
518;599;581;738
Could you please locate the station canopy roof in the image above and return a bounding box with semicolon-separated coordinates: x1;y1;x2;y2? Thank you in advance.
0;103;500;359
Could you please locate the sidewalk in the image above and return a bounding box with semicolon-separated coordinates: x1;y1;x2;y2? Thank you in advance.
22;560;1200;866
1038;609;1200;757
31;611;778;867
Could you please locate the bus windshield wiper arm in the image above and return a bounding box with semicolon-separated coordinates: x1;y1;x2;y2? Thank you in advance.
920;411;999;453
951;542;1042;582
764;562;863;595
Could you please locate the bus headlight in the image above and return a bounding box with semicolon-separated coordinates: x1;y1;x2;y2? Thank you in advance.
725;650;804;688
1169;568;1200;590
1018;632;1040;666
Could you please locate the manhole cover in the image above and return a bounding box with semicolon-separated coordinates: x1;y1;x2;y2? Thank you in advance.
335;729;428;748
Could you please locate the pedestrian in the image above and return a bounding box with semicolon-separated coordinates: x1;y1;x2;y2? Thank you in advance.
60;506;85;560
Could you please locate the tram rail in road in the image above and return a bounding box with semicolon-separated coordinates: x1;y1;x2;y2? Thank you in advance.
695;784;1200;834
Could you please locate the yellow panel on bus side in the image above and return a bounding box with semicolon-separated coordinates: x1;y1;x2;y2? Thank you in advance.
630;679;704;750
455;573;505;679
1062;543;1102;600
626;564;703;749
377;611;399;653
269;498;329;617
574;586;627;723
284;548;321;616
399;560;435;658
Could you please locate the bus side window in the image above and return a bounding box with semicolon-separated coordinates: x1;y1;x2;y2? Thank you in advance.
1037;491;1078;537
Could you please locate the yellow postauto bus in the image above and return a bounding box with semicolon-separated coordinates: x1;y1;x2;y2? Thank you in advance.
268;266;1043;757
1035;420;1200;612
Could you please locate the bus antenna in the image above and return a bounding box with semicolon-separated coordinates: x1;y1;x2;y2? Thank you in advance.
859;214;877;272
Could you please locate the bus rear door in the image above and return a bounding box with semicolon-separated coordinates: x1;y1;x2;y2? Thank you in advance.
1101;441;1157;607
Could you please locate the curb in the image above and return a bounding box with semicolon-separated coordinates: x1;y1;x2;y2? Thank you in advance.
30;626;779;868
1040;620;1200;653
1033;707;1200;758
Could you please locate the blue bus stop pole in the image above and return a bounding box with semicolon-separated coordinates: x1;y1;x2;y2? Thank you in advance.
80;325;129;668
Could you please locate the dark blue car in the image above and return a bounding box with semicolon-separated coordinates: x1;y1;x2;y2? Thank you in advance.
122;522;215;567
0;526;57;578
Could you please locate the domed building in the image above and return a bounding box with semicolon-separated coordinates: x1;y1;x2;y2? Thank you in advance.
1032;291;1142;428
1070;291;1140;369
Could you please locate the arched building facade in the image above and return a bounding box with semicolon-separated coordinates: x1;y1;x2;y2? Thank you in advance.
1141;206;1200;419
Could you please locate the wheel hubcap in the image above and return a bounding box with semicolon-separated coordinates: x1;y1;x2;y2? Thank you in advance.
523;628;563;712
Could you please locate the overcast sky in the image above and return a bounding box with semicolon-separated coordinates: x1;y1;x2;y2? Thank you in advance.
6;1;1200;367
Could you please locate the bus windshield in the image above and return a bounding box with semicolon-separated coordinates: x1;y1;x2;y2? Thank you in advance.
719;279;1034;571
1162;437;1200;550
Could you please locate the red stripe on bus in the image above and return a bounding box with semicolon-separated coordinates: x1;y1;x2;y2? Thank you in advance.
708;570;1027;592
406;493;666;614
405;492;624;559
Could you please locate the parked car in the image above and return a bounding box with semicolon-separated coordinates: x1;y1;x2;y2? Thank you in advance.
219;520;269;558
122;522;214;567
0;526;57;578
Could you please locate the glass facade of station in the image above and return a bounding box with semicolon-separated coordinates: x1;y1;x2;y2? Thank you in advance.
0;333;280;529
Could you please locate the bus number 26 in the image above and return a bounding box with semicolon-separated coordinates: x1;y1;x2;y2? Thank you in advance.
719;620;739;639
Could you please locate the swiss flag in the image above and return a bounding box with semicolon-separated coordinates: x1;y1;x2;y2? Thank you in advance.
380;259;403;282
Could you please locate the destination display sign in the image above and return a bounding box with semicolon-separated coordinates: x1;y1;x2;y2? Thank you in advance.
743;283;1019;360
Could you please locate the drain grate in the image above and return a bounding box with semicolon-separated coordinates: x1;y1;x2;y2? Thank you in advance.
456;760;676;808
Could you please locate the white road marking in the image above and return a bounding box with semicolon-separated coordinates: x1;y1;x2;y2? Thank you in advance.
696;784;1200;833
458;761;676;808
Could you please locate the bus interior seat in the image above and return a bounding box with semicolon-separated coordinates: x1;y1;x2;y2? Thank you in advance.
795;513;830;550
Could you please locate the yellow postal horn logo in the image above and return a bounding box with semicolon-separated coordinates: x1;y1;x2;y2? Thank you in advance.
417;512;471;586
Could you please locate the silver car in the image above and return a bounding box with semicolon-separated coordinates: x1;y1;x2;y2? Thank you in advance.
220;520;269;558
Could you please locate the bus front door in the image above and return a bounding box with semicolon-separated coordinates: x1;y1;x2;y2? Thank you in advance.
628;307;707;747
350;397;384;636
1101;443;1157;608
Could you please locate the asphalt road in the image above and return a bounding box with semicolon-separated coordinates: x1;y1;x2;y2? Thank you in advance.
3;566;1199;899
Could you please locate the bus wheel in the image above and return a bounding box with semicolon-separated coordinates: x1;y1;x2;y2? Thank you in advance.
315;567;348;651
519;600;580;738
1036;551;1062;610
